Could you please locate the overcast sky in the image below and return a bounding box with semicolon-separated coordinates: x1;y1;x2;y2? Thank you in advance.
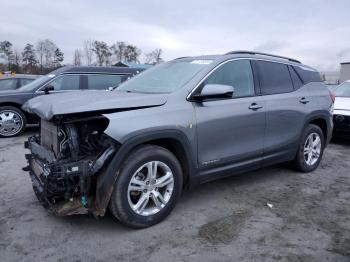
1;0;349;71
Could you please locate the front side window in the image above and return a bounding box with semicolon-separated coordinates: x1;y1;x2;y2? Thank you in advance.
335;82;350;97
202;60;255;98
257;61;294;95
0;79;16;90
45;75;80;91
87;74;123;90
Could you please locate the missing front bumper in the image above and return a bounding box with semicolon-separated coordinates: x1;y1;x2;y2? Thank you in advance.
25;138;101;216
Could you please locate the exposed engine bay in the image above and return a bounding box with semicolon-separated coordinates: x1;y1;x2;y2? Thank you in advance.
25;116;118;216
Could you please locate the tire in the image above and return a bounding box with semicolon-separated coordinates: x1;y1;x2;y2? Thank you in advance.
0;106;27;138
293;124;325;172
109;145;183;228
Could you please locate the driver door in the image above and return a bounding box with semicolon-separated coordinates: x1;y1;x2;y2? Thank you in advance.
194;59;266;171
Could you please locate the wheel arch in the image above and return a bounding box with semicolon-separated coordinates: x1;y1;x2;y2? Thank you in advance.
0;102;30;122
308;118;328;140
94;129;198;216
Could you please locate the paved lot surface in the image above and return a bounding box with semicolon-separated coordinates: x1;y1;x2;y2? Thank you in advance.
1;130;350;262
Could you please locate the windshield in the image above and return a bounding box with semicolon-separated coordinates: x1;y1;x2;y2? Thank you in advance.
335;82;350;97
19;74;55;91
117;59;213;93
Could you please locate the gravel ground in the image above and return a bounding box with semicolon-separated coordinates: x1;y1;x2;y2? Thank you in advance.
0;130;349;262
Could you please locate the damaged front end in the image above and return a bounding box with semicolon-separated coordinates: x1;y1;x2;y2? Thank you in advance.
24;116;118;216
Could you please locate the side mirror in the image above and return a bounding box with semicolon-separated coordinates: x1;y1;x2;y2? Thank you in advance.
43;85;54;94
191;84;234;101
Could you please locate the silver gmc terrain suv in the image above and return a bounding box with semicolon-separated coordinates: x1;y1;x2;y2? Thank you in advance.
23;51;334;228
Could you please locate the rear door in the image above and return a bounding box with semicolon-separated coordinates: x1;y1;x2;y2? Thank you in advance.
195;59;266;171
254;60;312;163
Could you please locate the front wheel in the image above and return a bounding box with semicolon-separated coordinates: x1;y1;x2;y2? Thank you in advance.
109;145;183;228
0;106;27;138
293;124;325;172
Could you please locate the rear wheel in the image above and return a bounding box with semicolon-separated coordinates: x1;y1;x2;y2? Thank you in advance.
109;145;183;228
293;124;324;172
0;106;26;138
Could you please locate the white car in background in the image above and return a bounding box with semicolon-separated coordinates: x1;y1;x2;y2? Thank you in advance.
333;80;350;138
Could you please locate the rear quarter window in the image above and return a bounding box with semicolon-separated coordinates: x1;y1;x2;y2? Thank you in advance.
256;61;294;95
288;66;303;89
293;66;321;84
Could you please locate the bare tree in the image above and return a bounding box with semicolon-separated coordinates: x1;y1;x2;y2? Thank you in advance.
13;49;22;67
83;40;94;65
123;44;141;63
111;41;127;62
91;41;112;66
36;40;45;71
36;39;63;71
145;48;163;64
73;49;83;66
43;39;57;67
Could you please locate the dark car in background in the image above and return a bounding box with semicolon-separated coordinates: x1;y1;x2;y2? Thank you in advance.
0;74;39;90
0;66;145;137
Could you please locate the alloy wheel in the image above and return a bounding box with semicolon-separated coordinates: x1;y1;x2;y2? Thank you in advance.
127;161;174;216
304;132;322;166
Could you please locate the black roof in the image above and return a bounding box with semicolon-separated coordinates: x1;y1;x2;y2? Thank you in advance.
50;66;145;75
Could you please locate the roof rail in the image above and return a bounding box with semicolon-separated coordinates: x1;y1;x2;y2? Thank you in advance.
225;50;301;64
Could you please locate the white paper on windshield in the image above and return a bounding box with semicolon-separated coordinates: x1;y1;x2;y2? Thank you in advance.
190;60;213;65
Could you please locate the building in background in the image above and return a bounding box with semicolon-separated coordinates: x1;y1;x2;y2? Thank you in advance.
113;61;152;70
320;71;340;85
340;62;350;83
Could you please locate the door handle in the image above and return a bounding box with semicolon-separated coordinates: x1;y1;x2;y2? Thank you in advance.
299;97;310;104
249;103;263;111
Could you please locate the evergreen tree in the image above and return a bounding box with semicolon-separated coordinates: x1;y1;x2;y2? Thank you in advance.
22;43;38;72
54;48;64;67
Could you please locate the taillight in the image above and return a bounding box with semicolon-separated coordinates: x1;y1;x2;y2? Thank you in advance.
330;91;335;103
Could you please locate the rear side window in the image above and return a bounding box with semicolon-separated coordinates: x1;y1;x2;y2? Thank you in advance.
288;66;303;89
256;61;293;95
87;74;124;90
203;60;255;98
293;66;321;83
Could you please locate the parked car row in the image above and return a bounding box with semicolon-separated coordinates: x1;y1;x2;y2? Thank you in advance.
22;51;334;228
0;66;145;137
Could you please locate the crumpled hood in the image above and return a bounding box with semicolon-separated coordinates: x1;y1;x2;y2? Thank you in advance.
22;90;168;120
